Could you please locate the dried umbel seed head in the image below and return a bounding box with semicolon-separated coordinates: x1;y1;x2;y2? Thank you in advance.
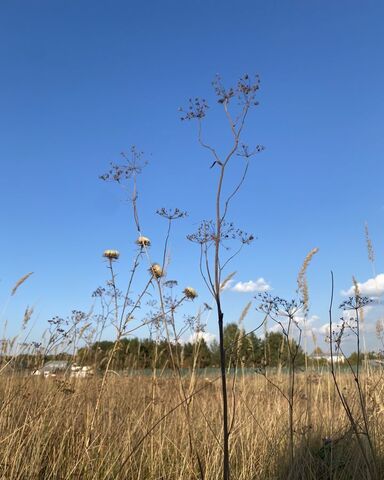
183;287;198;300
103;250;120;260
136;236;151;247
150;263;163;278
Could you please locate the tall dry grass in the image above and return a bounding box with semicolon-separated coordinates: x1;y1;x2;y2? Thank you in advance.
0;371;383;479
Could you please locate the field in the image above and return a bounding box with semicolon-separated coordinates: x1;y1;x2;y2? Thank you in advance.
0;371;383;479
3;0;384;477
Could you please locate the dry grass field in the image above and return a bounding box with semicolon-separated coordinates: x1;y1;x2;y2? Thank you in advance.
2;70;382;478
0;371;383;479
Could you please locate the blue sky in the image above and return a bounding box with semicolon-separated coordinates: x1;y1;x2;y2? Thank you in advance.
1;1;383;353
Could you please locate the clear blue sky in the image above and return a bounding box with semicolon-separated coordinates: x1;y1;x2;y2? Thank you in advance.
1;1;383;352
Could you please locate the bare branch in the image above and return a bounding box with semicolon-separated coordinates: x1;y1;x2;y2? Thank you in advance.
221;160;249;223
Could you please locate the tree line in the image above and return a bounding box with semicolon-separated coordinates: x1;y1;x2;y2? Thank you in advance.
75;323;306;370
3;323;379;372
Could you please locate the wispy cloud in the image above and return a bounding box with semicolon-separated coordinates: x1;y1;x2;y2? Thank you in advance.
342;273;384;297
314;323;330;336
232;278;271;293
269;314;320;335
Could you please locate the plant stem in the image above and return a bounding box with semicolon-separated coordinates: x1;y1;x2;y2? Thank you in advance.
217;303;230;480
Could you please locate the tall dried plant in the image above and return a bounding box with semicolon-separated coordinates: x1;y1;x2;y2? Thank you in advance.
183;74;263;479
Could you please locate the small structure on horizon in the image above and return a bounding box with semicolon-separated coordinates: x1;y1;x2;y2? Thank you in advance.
70;364;94;378
32;360;70;377
310;348;345;364
32;361;94;378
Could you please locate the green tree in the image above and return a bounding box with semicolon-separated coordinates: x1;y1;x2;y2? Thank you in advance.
263;332;305;368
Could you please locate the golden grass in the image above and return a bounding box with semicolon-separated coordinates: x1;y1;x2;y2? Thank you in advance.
11;272;33;297
297;248;319;310
0;371;383;479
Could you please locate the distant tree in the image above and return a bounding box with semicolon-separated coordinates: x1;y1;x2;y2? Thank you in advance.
347;351;362;365
223;323;262;367
263;331;305;368
312;346;324;355
198;339;213;367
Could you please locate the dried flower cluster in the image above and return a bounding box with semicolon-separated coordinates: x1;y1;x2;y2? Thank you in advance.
156;208;188;220
136;236;151;247
183;287;198;300
103;250;120;260
99;146;147;183
150;263;164;279
187;220;254;247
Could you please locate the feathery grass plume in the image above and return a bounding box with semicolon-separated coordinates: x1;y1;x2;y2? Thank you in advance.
236;302;252;364
22;306;34;329
220;271;236;291
375;318;384;338
311;330;318;348
11;272;33;296
297;248;319;309
136;235;151;247
352;276;360;297
352;275;366;332
0;339;8;355
103;250;120;260
183;287;198;300
238;301;252;327
78;323;92;339
352;276;365;322
364;222;375;265
352;275;369;369
9;336;16;351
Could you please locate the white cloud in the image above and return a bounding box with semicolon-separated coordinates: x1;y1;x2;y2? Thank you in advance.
294;314;319;327
342;273;384;297
313;310;380;343
363;305;375;315
189;331;216;345
232;278;271;293
314;323;331;336
269;314;320;336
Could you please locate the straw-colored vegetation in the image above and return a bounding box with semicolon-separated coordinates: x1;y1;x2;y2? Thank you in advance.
0;372;382;479
3;74;382;479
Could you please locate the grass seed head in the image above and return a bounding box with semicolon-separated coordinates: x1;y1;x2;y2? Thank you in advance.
297;247;319;309
11;272;34;296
